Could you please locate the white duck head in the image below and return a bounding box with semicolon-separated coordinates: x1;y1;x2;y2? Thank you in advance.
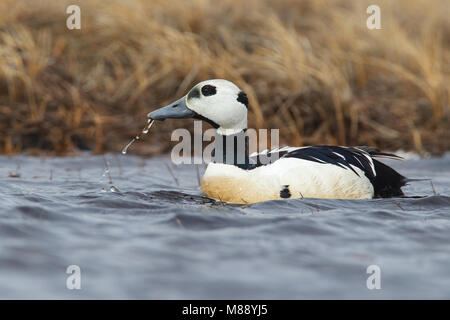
148;79;248;135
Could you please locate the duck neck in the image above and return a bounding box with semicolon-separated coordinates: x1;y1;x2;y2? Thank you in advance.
212;129;250;169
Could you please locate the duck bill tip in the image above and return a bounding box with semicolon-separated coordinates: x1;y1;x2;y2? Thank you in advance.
147;96;194;121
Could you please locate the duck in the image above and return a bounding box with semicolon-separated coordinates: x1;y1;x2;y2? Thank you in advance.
148;79;409;204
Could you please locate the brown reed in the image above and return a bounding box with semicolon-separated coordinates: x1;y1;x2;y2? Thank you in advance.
0;0;448;156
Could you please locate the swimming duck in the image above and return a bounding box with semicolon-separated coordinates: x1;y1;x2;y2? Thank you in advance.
148;79;408;204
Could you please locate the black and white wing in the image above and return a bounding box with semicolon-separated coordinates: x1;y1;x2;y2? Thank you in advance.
249;145;407;198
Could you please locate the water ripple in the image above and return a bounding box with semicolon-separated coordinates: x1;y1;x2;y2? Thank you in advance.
0;154;449;299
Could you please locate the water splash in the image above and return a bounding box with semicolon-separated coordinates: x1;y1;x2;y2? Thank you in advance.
110;186;121;193
121;119;155;155
121;138;136;155
102;167;110;177
102;157;113;184
101;186;121;193
142;118;155;134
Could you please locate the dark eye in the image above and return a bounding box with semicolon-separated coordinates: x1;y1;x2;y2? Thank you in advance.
201;85;217;96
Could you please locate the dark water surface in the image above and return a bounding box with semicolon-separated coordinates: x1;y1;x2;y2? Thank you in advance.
0;154;449;299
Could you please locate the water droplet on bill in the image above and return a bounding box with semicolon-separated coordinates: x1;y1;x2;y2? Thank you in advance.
142;119;155;134
121;119;155;155
121;138;136;155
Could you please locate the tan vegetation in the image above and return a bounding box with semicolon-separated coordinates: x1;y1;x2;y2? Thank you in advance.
0;0;448;155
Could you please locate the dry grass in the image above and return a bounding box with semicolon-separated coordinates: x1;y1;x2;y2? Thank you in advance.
0;0;448;155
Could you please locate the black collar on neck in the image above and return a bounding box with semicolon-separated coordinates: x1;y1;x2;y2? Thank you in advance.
211;129;254;170
193;113;219;129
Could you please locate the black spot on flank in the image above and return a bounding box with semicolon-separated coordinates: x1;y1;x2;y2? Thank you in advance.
187;88;200;99
201;85;217;96
237;91;248;108
280;185;291;198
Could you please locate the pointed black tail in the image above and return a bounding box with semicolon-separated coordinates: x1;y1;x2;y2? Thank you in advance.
371;159;407;198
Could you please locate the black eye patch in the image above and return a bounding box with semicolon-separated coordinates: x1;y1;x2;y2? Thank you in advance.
237;91;248;108
201;85;217;96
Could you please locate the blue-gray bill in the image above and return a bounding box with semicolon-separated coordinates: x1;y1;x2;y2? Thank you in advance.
147;96;195;121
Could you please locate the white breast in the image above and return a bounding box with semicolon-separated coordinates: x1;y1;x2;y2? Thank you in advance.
201;158;374;204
